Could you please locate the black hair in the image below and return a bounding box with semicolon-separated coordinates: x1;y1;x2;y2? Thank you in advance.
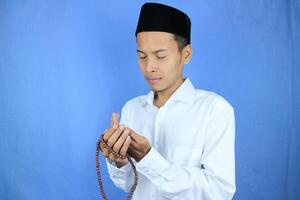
173;34;189;52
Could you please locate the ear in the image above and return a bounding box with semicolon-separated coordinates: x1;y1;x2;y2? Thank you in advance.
183;44;192;64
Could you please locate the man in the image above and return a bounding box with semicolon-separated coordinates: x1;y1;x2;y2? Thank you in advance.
101;3;236;199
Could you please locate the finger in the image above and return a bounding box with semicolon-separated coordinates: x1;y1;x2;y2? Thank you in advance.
127;145;137;157
113;128;130;153
101;128;108;136
103;126;117;141
120;135;131;156
128;128;140;143
113;113;120;125
129;139;141;150
110;113;119;128
126;129;144;151
115;158;128;164
101;144;117;161
99;128;109;143
107;125;126;147
108;153;116;161
101;146;109;157
127;129;142;148
110;113;115;127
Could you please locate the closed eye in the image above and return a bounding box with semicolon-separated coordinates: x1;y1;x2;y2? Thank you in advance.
138;52;147;59
139;55;147;59
157;55;167;60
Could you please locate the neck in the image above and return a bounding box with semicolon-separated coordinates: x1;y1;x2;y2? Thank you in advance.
154;77;185;108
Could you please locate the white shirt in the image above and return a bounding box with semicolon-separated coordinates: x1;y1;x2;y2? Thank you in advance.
106;77;236;200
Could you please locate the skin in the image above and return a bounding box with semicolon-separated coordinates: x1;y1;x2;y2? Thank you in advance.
101;31;192;168
101;113;131;167
137;31;192;107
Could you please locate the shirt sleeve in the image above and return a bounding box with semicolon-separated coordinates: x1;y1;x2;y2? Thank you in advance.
106;102;136;192
106;158;135;192
136;98;236;200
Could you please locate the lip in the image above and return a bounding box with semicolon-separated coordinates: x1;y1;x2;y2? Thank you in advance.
147;77;162;84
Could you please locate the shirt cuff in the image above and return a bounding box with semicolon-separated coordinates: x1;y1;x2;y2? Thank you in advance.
136;147;171;179
106;158;132;175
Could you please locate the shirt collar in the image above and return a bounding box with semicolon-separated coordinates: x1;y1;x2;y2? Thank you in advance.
145;77;195;106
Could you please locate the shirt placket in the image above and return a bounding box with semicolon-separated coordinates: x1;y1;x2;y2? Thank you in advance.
153;111;161;149
153;103;169;150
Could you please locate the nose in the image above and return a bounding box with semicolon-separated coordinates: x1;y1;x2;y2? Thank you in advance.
145;58;157;73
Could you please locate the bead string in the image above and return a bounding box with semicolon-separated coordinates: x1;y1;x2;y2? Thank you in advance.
96;134;138;200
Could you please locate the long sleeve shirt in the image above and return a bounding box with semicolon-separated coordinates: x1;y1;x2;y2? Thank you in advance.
106;77;236;200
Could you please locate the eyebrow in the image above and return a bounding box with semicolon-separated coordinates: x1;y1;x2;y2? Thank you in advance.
137;49;168;54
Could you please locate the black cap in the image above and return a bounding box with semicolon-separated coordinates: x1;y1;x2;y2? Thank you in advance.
135;3;191;44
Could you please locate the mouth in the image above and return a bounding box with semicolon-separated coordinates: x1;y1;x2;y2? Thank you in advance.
147;77;162;84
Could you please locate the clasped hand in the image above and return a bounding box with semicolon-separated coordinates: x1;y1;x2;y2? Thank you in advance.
100;113;151;168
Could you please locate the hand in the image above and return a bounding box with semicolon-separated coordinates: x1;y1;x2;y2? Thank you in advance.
127;129;151;162
101;113;131;168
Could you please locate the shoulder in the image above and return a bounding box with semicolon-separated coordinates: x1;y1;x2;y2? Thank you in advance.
121;94;148;111
193;88;234;114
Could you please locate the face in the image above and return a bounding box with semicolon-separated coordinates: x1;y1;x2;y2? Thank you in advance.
136;31;192;95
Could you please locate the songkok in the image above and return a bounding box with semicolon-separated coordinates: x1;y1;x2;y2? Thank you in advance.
135;3;191;44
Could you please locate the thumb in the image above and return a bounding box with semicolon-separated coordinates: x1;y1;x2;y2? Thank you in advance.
110;112;120;128
128;128;139;139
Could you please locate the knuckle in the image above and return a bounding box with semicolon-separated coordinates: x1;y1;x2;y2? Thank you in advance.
108;154;114;160
113;145;119;152
107;139;113;147
120;136;127;142
103;150;108;157
117;129;123;135
120;149;126;156
103;133;110;141
100;146;105;152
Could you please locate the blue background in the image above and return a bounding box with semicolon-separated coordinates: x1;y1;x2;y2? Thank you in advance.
0;1;299;199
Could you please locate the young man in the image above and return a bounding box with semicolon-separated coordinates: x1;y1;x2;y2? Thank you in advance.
101;3;236;199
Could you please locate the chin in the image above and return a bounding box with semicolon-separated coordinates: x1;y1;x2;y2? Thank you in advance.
148;81;168;93
150;86;165;93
